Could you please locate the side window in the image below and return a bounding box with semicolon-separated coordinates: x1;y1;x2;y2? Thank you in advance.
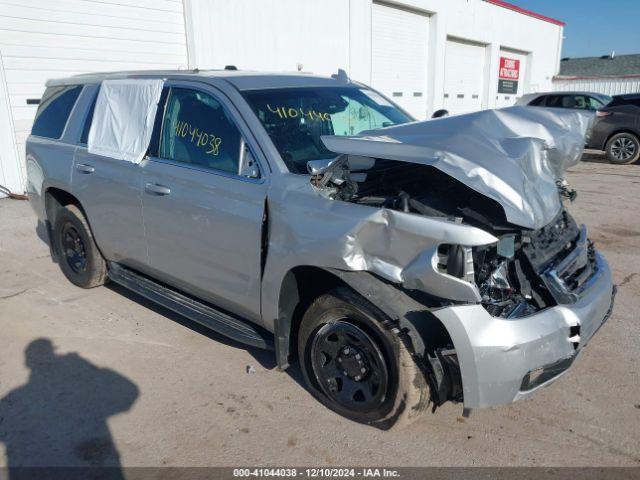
544;95;561;108
79;92;98;145
159;88;242;175
528;95;546;106
560;95;577;108
31;85;82;139
572;95;590;110
587;97;604;110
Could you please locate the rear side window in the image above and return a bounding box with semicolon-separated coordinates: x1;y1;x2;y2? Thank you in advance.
543;95;562;107
528;95;546;106
608;96;640;108
560;95;577;108
31;85;82;139
159;88;242;175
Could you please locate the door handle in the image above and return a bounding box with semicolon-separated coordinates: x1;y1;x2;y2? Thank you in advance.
144;183;171;196
76;163;95;174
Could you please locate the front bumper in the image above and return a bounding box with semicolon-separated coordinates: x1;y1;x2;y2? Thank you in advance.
432;252;615;408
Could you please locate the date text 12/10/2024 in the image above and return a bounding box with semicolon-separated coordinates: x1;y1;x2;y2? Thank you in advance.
233;468;400;478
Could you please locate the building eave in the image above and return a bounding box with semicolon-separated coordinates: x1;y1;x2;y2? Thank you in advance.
485;0;565;26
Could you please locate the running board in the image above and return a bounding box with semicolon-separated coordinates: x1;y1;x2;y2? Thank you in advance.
107;263;272;350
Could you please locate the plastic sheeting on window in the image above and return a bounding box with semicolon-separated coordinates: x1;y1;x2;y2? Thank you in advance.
88;79;164;164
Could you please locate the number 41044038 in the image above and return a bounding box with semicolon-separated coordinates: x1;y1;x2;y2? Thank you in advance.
174;120;223;156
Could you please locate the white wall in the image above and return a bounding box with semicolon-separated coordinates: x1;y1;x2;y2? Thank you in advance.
185;0;354;76
0;0;189;194
381;0;563;113
0;0;562;193
185;0;563;117
553;77;640;96
0;51;21;194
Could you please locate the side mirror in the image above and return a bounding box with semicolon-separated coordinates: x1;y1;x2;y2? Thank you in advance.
307;158;337;176
432;109;449;119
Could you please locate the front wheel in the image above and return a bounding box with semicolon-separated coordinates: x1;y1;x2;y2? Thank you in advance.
298;288;430;429
605;132;640;164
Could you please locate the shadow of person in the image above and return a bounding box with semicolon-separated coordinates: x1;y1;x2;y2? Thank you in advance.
0;339;138;478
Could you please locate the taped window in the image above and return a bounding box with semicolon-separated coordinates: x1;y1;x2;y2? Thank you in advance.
88;79;164;163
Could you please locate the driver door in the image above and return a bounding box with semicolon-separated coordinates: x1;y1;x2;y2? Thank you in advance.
141;83;267;322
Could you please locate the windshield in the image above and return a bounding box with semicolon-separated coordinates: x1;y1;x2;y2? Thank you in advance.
244;86;412;173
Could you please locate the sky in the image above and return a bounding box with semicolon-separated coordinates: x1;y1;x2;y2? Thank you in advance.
510;0;640;58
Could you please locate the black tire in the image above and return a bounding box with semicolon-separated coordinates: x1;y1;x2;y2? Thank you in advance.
605;132;640;164
52;204;107;288
298;287;430;429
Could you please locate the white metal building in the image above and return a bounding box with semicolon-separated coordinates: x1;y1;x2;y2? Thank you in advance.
553;54;640;96
0;0;564;195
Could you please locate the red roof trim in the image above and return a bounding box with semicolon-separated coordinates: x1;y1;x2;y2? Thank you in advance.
485;0;565;26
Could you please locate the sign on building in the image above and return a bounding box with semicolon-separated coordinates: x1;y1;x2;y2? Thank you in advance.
498;57;520;94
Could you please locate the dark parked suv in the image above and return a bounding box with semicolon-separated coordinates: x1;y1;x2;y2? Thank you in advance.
588;93;640;164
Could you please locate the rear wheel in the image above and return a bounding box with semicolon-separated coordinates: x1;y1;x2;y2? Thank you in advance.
52;204;107;288
298;287;430;429
605;132;640;164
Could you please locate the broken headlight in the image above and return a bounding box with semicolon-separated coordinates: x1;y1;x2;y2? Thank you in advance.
474;235;539;318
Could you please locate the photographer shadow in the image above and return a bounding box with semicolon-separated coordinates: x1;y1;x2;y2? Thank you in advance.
0;339;138;478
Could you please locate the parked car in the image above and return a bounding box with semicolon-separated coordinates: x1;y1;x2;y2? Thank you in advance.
26;71;615;429
587;93;640;164
516;91;612;111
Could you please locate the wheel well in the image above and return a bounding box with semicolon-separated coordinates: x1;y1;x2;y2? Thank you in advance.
274;266;346;369
605;130;640;149
43;187;103;261
45;187;81;224
273;267;455;369
273;266;461;405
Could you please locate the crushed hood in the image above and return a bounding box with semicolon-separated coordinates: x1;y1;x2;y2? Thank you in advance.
321;106;593;230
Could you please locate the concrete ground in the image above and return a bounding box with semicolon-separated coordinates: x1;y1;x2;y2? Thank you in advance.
0;155;638;467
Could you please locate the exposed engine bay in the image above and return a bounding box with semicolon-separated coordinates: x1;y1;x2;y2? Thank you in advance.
310;156;595;318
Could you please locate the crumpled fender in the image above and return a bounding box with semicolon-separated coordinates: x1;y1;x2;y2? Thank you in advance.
261;174;497;333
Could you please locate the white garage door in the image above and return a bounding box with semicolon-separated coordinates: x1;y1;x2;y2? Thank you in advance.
371;2;429;120
495;49;528;109
0;0;189;190
443;38;486;116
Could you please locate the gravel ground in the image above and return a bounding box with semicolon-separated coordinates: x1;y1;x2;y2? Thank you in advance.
0;156;638;467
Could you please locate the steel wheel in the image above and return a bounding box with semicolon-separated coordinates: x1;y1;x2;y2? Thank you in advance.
52;204;107;288
298;288;431;428
311;321;389;412
611;137;636;162
61;223;87;273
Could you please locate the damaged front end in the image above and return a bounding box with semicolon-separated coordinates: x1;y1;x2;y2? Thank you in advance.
299;107;614;409
306;151;594;320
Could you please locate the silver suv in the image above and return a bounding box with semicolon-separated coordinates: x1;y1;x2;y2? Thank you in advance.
26;70;615;429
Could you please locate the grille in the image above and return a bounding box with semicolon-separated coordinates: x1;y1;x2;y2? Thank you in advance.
522;210;580;272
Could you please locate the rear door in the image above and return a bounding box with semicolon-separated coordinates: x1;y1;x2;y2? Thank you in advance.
72;85;147;269
141;82;267;322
